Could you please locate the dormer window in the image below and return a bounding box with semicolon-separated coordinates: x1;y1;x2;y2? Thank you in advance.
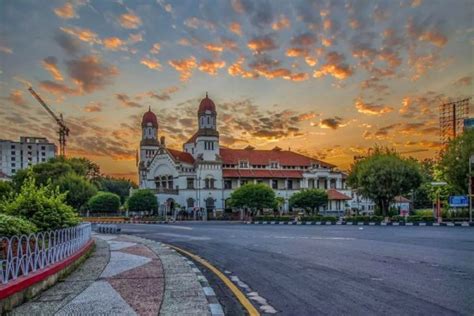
239;160;249;168
270;161;279;169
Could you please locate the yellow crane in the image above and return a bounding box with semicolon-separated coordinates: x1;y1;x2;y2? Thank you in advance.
28;87;70;156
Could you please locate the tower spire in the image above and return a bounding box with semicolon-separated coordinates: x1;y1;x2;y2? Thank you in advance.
206;91;208;98
148;105;151;111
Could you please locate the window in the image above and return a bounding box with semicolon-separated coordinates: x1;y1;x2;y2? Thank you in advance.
187;198;195;208
224;180;232;189
272;180;278;189
330;179;336;189
42;152;45;156
11;151;15;155
11;163;15;167
11;157;15;161
205;177;215;189
239;160;249;168
270;161;279;169
168;176;173;189
11;145;15;149
41;146;45;150
287;180;293;190
187;178;194;189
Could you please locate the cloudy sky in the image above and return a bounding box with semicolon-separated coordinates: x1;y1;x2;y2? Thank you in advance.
0;0;473;181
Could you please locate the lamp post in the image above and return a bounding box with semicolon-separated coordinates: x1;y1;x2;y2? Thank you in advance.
469;155;473;222
431;182;447;223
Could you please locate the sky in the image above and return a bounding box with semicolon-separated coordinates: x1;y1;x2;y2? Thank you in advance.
0;0;473;182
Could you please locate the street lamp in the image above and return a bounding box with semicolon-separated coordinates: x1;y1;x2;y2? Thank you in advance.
431;181;447;223
469;155;474;222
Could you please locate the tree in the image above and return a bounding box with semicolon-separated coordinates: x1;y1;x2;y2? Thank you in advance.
0;172;79;231
0;213;38;237
57;173;97;210
88;192;121;213
0;181;13;200
96;176;137;204
127;189;157;214
347;147;422;217
412;159;436;209
228;183;276;215
289;189;328;214
439;129;474;194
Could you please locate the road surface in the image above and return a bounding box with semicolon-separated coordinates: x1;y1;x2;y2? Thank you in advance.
118;223;474;315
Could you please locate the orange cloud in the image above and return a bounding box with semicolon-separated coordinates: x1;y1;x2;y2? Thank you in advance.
39;80;78;95
84;102;102;112
60;27;101;44
305;56;318;67
355;98;394;116
128;33;144;44
247;36;278;53
314;51;353;80
272;16;290;30
184;17;215;31
118;12;142;29
140;58;161;70
229;22;242;36
103;37;125;51
198;59;226;75
54;3;77;19
454;76;472;86
42;56;64;81
286;48;308;57
6;89;27;106
168;56;197;81
228;57;257;79
150;43;161;54
204;43;224;53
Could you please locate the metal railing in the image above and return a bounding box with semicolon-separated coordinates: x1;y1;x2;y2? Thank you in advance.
0;223;92;285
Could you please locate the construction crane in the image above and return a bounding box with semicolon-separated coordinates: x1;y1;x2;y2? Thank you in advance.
28;87;70;156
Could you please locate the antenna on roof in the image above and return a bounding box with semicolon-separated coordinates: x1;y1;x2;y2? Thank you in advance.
206;91;208;98
148;105;151;111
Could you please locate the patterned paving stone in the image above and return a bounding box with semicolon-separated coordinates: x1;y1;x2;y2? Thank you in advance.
107;259;163;280
101;251;151;278
109;278;163;315
109;240;137;251
56;281;137;316
119;244;158;259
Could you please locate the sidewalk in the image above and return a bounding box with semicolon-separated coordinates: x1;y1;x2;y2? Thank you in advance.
11;234;217;315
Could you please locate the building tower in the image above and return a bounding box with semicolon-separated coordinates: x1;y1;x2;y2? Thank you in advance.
138;107;159;185
195;93;219;161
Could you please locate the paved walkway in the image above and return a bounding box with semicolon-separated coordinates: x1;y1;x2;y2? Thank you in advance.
12;234;216;315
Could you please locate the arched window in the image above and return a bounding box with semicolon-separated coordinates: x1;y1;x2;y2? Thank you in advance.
161;176;167;188
168;175;173;189
204;177;215;189
205;197;215;211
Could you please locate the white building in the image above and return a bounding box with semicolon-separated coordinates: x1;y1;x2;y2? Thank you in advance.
0;137;56;176
138;94;352;216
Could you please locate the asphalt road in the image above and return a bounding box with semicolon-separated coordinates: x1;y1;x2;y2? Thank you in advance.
118;223;474;316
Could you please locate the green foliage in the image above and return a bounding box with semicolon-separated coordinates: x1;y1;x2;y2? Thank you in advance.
57;173;97;210
439;129;474;194
88;192;121;213
301;215;338;222
254;215;292;221
49;157;101;181
228;184;276;211
127;190;157;213
0;213;38;237
347;147;422;216
415;209;434;217
412;159;436;209
0;172;79;231
289;189;328;214
0;181;13;200
96;176;137;204
391;215;435;222
345;215;384;222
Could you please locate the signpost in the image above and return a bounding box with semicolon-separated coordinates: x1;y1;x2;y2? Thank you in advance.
431;182;447;223
448;196;469;207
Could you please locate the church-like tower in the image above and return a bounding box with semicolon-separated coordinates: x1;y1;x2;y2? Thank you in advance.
194;93;219;161
138;107;159;185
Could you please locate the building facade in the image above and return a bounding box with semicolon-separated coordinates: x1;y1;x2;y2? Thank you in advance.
138;94;352;215
0;137;56;177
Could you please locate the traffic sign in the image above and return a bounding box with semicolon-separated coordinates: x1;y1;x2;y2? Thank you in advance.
449;196;469;207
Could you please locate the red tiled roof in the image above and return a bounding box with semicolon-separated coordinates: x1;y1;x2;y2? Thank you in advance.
223;169;303;178
141;108;158;128
327;189;352;200
198;94;216;113
185;132;198;144
394;196;411;203
168;149;194;164
220;148;334;168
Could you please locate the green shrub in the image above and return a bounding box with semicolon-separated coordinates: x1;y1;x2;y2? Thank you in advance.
88;192;121;212
415;209;434;217
0;214;38;237
127;190;157;213
57;173;97;210
301;216;338;222
0;181;13;201
345;216;383;222
0;173;78;231
391;215;435;222
254;215;292;221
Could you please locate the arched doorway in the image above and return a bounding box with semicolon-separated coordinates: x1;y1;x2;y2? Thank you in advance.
205;197;215;214
166;198;175;217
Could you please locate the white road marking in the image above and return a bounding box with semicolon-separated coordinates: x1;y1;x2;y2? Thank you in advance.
266;235;355;240
156;232;211;240
162;225;193;230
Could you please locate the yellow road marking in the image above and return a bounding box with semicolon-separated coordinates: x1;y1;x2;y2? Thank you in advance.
166;244;261;316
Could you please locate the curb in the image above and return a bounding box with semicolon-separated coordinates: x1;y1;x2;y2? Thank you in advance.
247;221;474;227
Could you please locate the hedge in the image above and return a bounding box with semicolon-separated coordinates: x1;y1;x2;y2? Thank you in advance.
301;216;338;222
345;216;384;222
0;213;38;237
254;215;292;222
